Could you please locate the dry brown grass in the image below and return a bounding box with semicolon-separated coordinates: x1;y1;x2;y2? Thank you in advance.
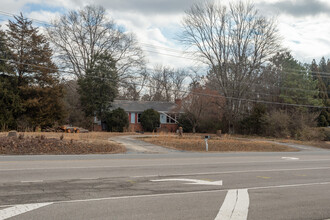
231;134;330;150
0;131;134;155
0;131;136;140
140;134;298;152
272;139;330;150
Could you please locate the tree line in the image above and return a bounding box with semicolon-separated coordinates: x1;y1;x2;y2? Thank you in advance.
0;2;329;137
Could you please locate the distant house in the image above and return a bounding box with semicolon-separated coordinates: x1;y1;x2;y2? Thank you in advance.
93;100;182;132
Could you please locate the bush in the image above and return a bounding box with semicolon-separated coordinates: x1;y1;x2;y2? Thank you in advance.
197;119;223;133
239;104;267;135
299;127;325;141
317;109;330;127
262;109;319;139
323;128;330;141
178;114;193;133
262;110;290;138
103;108;129;132
140;109;160;132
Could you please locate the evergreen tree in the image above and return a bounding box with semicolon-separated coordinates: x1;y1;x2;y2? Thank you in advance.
6;14;65;130
317;57;330;104
0;29;21;130
317;109;329;127
103;108;129;132
140;109;160;132
78;53;118;119
279;53;321;107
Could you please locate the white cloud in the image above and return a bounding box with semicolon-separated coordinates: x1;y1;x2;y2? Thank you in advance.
2;0;330;68
277;14;330;63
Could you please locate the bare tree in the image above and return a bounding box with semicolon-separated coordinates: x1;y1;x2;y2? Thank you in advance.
144;65;188;102
47;5;145;81
171;69;188;101
179;1;282;132
119;70;149;100
180;86;225;133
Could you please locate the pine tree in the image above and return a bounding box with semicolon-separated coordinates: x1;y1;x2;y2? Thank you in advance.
6;14;65;130
0;29;21;130
78;53;118;120
279;53;321;107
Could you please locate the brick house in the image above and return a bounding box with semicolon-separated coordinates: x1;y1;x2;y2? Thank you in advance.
94;100;182;132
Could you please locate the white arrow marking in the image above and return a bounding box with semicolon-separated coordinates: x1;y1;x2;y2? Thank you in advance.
282;157;299;160
150;178;223;186
215;189;249;220
0;202;53;220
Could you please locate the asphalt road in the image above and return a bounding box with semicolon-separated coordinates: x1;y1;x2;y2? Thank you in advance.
1;140;330;220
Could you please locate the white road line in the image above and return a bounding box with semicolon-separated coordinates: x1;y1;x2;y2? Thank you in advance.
20;180;43;183
2;159;330;171
0;202;52;220
232;189;249;219
132;166;330;178
151;178;223;186
215;189;249;220
1;181;330;208
282;157;299;160
215;190;237;219
79;178;98;180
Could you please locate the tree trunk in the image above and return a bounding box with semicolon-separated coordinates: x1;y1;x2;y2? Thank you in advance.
192;126;196;133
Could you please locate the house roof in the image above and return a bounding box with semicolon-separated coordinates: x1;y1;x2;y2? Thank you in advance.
110;100;179;113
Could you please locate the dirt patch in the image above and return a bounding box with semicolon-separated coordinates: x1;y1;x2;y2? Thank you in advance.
0;135;125;155
140;135;298;152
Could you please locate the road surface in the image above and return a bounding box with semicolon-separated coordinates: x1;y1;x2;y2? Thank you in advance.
1;139;330;220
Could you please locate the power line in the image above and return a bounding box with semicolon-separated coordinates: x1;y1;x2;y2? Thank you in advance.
83;74;327;109
0;57;327;108
1;57;327;95
0;10;328;104
0;10;51;26
2;10;330;79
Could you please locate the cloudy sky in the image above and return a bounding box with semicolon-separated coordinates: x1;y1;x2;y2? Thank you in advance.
1;0;330;70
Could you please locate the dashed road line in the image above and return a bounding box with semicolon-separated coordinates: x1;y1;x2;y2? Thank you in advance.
20;180;43;183
257;176;271;179
282;157;299;160
215;189;249;220
78;178;98;180
0;202;52;220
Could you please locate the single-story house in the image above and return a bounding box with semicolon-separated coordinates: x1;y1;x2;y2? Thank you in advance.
93;100;182;132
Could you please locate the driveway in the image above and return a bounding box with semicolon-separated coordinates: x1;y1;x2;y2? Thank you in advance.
110;135;180;154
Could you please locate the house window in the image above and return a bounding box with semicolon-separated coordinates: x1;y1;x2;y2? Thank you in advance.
137;113;142;123
130;113;135;124
166;114;177;124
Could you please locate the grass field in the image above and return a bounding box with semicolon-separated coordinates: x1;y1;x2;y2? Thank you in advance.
140;134;299;152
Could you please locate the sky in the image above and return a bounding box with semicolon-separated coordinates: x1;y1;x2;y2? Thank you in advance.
1;0;330;70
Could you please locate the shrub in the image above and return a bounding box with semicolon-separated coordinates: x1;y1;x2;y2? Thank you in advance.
300;127;325;141
103;108;129;132
262;109;319;139
178;114;193;133
239;104;267;135
323;128;330;141
262;110;290;138
140;109;160;132
317;109;330;127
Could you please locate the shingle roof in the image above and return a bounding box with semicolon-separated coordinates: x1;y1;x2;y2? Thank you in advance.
109;100;179;113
